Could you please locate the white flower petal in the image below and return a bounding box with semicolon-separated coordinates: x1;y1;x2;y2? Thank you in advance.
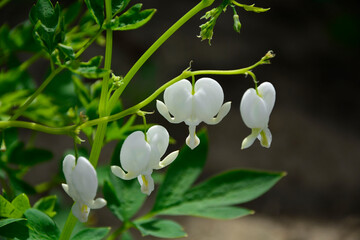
258;127;272;148
120;131;151;175
147;125;169;168
156;100;182;124
88;198;107;209
193;78;224;122
258;82;276;115
164;79;192;122
137;174;154;196
154;150;179;170
186;125;200;149
61;184;70;196
241;128;262;149
204;101;231;125
72;202;89;223
110;165;138;180
72;157;98;203
63;154;75;186
240;88;269;129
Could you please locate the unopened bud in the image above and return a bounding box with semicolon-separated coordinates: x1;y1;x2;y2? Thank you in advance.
233;14;241;33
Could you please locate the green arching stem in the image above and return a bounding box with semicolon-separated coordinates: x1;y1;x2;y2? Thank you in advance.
58;211;77;240
245;71;259;95
107;0;214;113
0;51;272;135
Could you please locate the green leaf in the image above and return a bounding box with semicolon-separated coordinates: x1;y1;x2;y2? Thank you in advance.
103;174;146;221
237;3;270;13
64;1;82;25
168;206;252;220
0;194;22;218
71;227;110;240
157;169;284;216
84;0;104;26
153;129;208;212
0;218;29;239
11;194;31;215
135;219;187;238
33;195;57;217
24;208;60;240
8;142;53;166
108;4;156;31
0;218;26;228
112;0;131;16
29;0;62;53
57;43;75;60
121;231;134;240
66;56;110;79
8;173;36;195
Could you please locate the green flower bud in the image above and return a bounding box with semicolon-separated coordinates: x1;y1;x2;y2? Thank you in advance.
233;14;241;33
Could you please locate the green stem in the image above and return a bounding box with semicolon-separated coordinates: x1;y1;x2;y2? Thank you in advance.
75;29;103;59
10;67;64;121
0;120;76;135
107;0;214;113
59;211;77;240
107;222;133;240
60;1;113;239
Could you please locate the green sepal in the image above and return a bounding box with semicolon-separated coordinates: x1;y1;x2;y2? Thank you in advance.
24;208;60;240
134;218;187;238
106;4;156;31
33;195;57;217
112;0;131;16
71;227;111;240
84;0;104;26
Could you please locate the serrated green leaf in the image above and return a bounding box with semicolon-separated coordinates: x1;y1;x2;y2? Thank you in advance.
33;195;57;217
112;0;131;16
71;227;110;240
11;194;31;215
84;0;104;26
153;129;208;212
24;208;60;240
135;219;187;238
108;4;156;31
0;218;29;239
0;194;22;218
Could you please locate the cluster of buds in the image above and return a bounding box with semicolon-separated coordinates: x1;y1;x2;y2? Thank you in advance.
61;76;275;222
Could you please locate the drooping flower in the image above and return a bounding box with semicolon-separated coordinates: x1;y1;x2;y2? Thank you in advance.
156;77;231;149
240;82;276;149
62;155;106;222
111;125;178;195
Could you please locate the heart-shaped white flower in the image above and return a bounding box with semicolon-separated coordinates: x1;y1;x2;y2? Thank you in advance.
240;82;276;149
157;77;231;149
111;125;178;195
62;155;106;222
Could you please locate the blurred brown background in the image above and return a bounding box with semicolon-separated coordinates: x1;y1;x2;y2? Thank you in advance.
1;0;360;239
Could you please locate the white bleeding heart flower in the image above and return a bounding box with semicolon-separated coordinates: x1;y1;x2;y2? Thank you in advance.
62;155;106;222
111;125;178;195
240;82;276;149
156;77;231;149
